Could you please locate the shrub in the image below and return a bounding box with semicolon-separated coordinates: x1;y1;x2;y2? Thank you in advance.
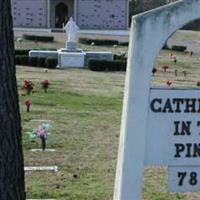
29;57;38;67
38;57;46;68
79;37;119;46
15;55;21;65
88;59;127;71
22;34;54;42
171;45;187;52
19;56;29;66
162;43;169;50
15;49;30;56
88;60;106;71
113;53;127;61
45;58;58;69
118;42;129;46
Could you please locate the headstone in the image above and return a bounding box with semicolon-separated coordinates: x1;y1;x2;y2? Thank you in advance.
58;51;86;68
29;50;58;59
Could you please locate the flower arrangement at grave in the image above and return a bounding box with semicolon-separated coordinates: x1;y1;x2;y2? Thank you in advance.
152;68;157;76
162;65;169;72
41;80;50;93
27;122;52;151
25;99;32;112
166;80;172;87
170;53;177;63
22;80;34;95
197;81;200;87
182;70;187;78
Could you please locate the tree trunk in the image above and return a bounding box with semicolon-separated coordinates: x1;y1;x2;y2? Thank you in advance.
0;0;26;199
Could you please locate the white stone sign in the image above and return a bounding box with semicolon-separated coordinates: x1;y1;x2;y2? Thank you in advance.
146;88;200;192
113;1;200;200
168;166;200;192
146;88;200;166
58;52;85;68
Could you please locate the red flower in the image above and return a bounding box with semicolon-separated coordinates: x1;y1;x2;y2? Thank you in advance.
166;80;172;87
41;80;50;93
197;81;200;87
25;100;32;112
22;80;34;95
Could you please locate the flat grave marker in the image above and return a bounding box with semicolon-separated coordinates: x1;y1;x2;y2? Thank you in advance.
27;199;56;200
25;166;58;172
30;149;56;152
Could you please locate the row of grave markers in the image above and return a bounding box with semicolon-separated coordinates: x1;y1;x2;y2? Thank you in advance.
25;120;57;200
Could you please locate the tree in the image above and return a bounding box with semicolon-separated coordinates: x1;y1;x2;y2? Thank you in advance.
129;0;174;26
0;0;25;199
129;0;167;25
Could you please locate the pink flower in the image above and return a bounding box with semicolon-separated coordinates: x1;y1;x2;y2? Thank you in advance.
36;127;48;138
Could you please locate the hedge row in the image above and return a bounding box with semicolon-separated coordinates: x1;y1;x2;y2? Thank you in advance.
15;56;57;69
22;34;54;42
113;53;127;61
171;45;187;52
15;49;31;56
162;44;187;52
79;37;119;46
15;48;57;56
88;59;126;71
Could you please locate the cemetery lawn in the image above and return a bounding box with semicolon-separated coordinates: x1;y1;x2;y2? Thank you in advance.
16;30;200;200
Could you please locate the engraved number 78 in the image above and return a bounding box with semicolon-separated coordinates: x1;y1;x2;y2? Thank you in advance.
178;172;198;186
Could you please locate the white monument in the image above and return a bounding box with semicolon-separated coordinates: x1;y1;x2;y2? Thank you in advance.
28;17;113;68
113;0;200;200
63;17;79;50
58;17;85;68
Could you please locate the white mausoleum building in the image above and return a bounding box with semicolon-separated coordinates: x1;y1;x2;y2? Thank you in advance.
11;0;129;30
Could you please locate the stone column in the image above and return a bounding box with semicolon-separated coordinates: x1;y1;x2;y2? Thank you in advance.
74;0;77;22
47;0;51;28
126;0;129;29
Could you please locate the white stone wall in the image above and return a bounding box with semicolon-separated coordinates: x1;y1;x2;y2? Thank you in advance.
76;0;128;29
12;0;47;28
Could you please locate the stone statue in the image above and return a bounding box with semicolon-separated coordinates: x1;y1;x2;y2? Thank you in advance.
63;17;79;43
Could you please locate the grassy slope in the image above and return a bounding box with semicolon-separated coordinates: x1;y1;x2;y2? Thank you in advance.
15;30;200;200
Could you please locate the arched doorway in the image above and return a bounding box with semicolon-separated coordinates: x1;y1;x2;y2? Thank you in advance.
55;3;68;28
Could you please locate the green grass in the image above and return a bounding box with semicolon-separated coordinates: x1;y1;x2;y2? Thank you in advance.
15;30;200;199
18;67;122;199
